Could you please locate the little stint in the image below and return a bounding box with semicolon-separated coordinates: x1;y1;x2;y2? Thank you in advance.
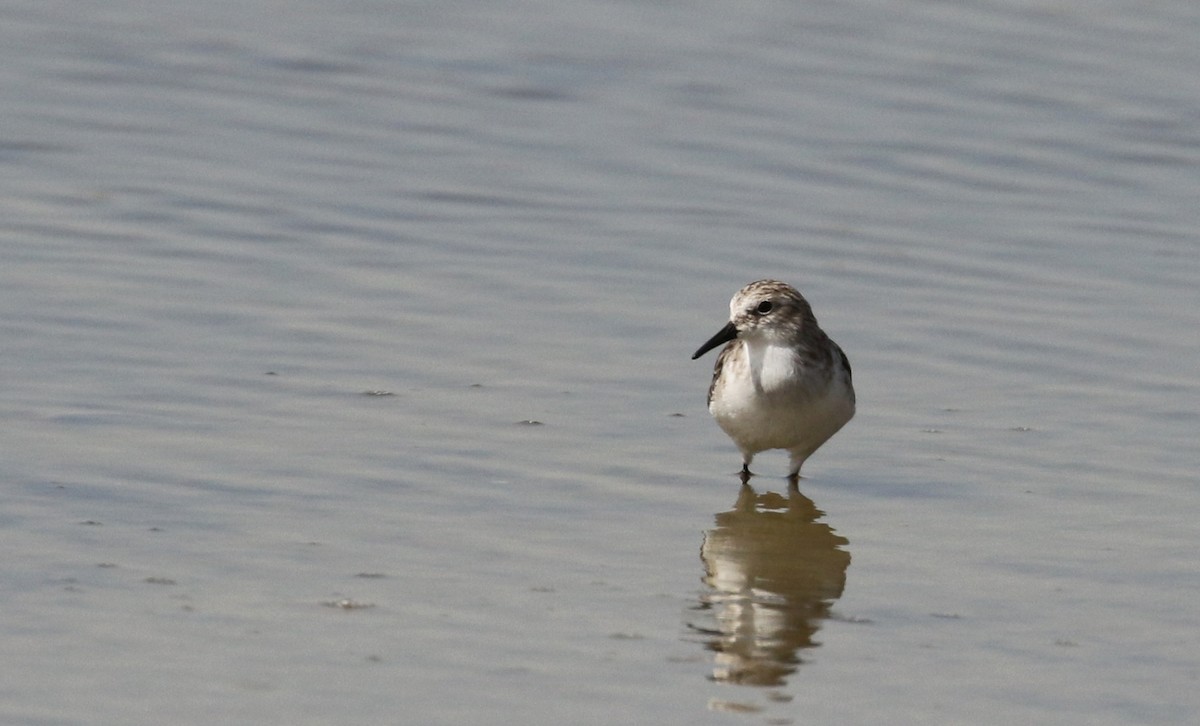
693;280;855;479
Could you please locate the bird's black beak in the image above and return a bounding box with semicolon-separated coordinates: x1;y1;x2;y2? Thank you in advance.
692;321;738;360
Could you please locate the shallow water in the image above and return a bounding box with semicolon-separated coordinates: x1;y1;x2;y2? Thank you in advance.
3;0;1199;723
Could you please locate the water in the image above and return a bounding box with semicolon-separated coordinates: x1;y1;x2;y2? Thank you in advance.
3;1;1199;723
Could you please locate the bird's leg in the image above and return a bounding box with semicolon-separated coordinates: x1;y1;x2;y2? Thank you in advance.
786;452;806;480
739;464;753;486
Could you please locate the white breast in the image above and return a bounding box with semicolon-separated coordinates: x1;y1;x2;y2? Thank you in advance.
709;339;853;459
747;340;804;394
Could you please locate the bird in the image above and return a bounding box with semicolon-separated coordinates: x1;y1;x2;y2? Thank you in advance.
692;280;855;479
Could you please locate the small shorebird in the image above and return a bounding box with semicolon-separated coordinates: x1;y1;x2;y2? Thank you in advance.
692;280;855;479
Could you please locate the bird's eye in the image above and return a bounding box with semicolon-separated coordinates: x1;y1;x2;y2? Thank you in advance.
756;301;773;315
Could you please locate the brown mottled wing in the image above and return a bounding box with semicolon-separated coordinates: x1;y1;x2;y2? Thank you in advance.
833;341;851;379
707;342;735;406
832;340;856;404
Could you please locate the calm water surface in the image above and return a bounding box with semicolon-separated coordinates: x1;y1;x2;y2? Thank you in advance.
3;1;1199;724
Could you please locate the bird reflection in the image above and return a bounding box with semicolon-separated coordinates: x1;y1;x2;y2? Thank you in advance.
686;481;850;687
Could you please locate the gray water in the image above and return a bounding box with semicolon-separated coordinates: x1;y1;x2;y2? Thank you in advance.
4;1;1199;724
